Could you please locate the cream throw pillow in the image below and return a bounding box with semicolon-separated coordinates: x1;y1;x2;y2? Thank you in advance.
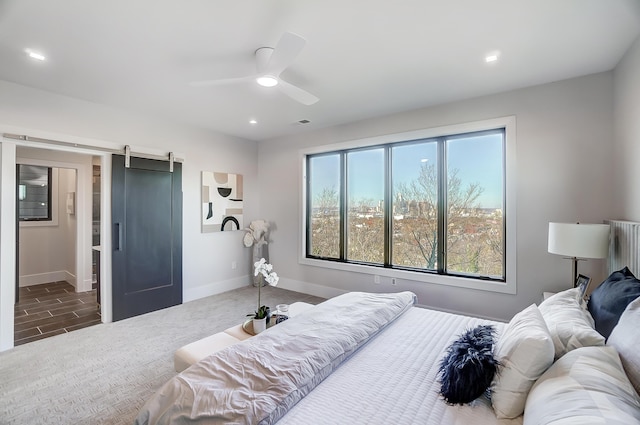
538;288;604;359
524;346;640;425
491;304;554;419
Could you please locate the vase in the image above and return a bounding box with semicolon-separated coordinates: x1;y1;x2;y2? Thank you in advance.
253;317;267;334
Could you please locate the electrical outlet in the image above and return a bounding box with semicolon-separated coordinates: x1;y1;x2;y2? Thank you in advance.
231;261;237;270
392;278;397;286
374;275;380;284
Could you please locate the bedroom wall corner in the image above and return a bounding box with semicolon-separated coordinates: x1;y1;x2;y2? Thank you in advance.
613;34;640;222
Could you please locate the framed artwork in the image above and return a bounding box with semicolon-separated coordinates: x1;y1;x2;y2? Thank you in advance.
576;274;592;300
201;171;243;233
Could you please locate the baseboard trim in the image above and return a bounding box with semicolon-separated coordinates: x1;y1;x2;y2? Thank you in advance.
77;276;92;292
183;276;250;303
277;278;348;299
19;270;73;288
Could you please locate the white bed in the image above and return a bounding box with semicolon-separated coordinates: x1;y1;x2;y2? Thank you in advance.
136;292;529;424
136;283;640;425
277;306;517;425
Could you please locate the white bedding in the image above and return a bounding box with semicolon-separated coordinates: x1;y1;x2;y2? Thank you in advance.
137;292;521;424
135;292;416;425
277;306;522;425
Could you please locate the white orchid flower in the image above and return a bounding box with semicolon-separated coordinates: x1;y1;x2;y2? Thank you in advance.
265;272;279;286
252;258;279;314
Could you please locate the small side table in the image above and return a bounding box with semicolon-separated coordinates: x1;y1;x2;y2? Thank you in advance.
231;301;315;338
541;292;556;302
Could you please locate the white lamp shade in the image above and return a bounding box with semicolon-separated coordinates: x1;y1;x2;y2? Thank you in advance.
548;222;610;259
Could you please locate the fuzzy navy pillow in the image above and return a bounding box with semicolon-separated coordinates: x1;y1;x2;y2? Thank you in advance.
438;324;499;405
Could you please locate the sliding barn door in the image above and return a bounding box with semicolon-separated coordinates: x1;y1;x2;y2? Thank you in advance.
111;154;182;321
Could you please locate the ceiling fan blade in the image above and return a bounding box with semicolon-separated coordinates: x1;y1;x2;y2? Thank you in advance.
277;79;319;105
265;32;306;76
189;75;255;87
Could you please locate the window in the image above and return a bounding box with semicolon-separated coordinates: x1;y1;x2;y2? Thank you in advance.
17;164;52;221
305;127;506;282
347;148;384;263
307;154;341;258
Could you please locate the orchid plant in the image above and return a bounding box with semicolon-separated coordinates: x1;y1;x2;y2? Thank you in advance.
250;258;279;319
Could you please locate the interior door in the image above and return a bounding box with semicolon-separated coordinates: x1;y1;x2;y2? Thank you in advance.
111;154;182;321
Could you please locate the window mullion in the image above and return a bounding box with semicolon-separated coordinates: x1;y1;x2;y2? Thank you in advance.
437;138;446;274
339;152;347;261
383;146;392;267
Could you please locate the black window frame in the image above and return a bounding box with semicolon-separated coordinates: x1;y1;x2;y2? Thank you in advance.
17;164;53;222
305;127;507;282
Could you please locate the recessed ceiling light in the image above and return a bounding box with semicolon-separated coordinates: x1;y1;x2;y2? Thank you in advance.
249;119;257;125
256;75;278;87
25;49;46;61
485;52;500;63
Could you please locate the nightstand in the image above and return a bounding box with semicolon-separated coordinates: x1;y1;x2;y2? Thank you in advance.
541;292;556;303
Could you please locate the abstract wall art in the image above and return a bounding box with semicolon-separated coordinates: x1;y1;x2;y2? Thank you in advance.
202;171;243;232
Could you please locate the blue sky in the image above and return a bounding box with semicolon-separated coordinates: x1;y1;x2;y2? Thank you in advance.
309;133;504;209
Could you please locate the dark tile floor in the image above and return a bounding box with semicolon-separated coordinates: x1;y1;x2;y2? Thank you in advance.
14;281;100;346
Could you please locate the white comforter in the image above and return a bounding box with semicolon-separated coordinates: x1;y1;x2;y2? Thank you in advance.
277;304;520;425
135;291;416;425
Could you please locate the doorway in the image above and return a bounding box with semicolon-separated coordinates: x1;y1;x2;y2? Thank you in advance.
1;133;179;352
13;148;100;345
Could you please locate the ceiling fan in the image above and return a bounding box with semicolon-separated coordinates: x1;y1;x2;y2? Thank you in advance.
190;32;319;106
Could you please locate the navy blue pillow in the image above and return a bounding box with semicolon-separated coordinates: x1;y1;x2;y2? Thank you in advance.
588;267;640;339
438;324;498;405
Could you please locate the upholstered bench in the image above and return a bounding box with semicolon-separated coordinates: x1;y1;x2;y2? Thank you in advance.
174;301;315;372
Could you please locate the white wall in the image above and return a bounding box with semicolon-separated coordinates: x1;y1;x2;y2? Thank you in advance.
0;79;259;304
258;72;615;321
614;35;640;221
61;168;77;280
18;165;78;288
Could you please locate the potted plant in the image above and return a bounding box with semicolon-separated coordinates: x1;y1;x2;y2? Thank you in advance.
248;258;279;333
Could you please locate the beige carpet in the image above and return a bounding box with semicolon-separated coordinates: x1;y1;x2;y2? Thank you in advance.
0;286;324;425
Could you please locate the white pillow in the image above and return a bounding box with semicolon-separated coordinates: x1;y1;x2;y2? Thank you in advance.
491;304;554;419
524;346;640;425
607;296;640;396
538;288;604;359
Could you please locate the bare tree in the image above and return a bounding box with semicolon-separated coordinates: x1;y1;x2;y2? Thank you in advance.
347;197;383;263
309;163;504;277
310;187;340;258
394;162;502;276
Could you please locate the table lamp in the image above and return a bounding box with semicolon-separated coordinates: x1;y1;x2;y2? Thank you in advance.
548;222;610;287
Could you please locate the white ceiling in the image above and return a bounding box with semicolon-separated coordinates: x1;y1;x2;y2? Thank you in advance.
0;0;639;142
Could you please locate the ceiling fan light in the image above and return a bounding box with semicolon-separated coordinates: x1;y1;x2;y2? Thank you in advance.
26;49;46;61
485;50;500;63
256;75;278;87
